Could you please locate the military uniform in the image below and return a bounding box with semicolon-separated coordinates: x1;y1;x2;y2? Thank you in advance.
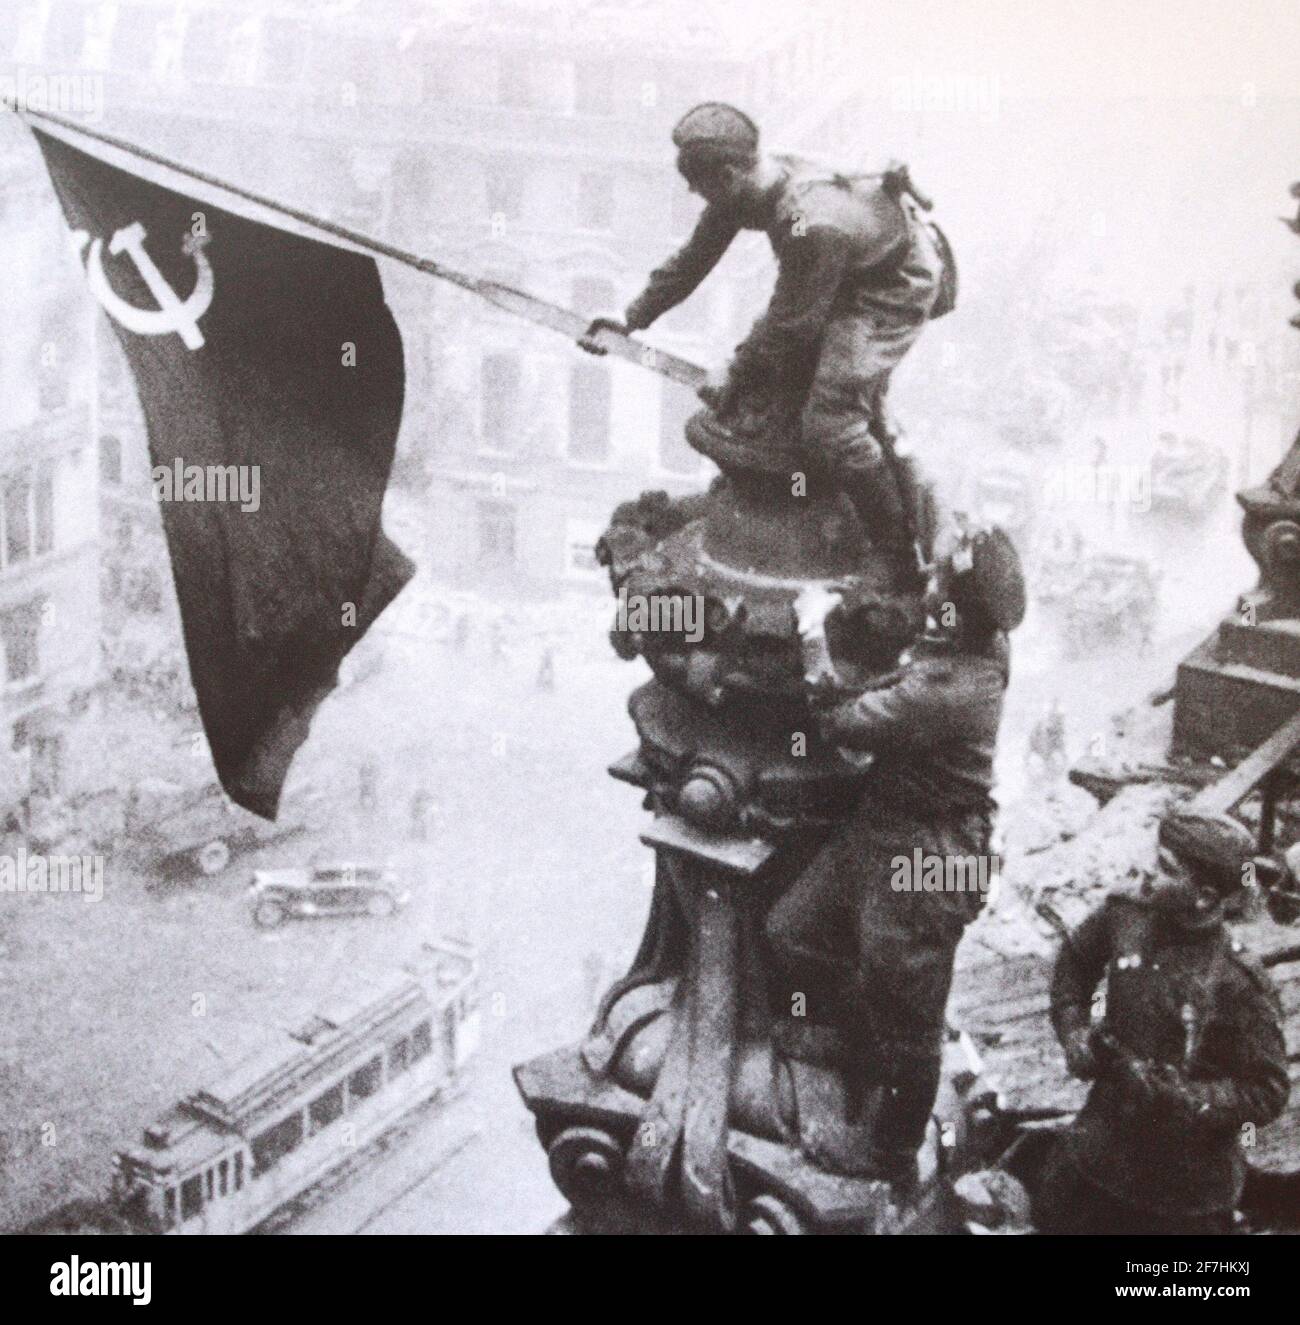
624;153;944;539
1039;888;1289;1234
765;629;1009;1171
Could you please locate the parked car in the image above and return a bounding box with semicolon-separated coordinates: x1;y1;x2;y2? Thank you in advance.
248;863;409;928
126;777;318;878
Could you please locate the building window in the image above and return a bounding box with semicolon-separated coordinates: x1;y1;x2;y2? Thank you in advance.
349;1055;383;1101
659;382;701;474
234;1151;244;1190
485;162;524;224
568;362;611;465
29;731;61;798
3;473;31;566
180;1174;203;1221
577;172;614;231
481;353;521;451
1;467;54;567
218;1158;228;1196
476;501;516;568
0;601;42;686
35;467;54;556
163;1187;176;1228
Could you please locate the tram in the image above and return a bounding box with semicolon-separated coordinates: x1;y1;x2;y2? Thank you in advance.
110;940;479;1234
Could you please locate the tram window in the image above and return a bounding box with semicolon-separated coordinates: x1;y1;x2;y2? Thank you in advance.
180;1175;203;1221
388;1037;410;1077
252;1111;305;1173
350;1055;382;1100
234;1151;244;1190
163;1187;177;1229
219;1159;228;1196
310;1082;345;1133
411;1020;433;1061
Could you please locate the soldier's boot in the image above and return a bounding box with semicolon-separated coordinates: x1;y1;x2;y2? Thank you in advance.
822;425;928;587
864;1055;942;1191
839;1004;889;1125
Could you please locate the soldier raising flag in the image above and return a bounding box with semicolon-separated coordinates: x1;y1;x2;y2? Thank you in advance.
579;102;956;563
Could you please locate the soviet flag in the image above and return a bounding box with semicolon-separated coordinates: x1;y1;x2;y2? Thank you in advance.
32;126;412;818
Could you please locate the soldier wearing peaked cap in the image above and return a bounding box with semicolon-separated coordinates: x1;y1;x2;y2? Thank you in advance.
765;523;1022;1187
1037;809;1290;1234
578;102;957;563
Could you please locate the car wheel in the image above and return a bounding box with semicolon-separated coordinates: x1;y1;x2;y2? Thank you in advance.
195;840;231;876
254;899;287;929
367;892;396;918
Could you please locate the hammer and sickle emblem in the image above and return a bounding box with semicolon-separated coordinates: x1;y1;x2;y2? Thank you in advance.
72;221;214;351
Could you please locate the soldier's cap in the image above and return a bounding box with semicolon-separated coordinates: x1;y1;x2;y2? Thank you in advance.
944;524;1026;633
1158;810;1256;890
672;103;760;173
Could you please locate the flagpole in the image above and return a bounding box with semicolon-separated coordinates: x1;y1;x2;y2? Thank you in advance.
2;98;707;391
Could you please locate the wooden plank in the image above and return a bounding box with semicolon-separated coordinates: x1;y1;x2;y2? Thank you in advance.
1188;708;1300;816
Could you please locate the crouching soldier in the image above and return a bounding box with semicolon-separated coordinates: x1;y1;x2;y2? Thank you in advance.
766;525;1024;1186
1037;810;1290;1234
578;102;953;558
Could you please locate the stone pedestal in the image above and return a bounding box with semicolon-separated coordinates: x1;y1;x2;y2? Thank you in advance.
1174;448;1300;763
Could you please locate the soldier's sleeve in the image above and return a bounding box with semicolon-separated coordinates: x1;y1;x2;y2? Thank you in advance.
817;660;937;753
725;224;853;391
1187;958;1290;1131
818;655;1002;754
1049;903;1113;1044
624;204;740;331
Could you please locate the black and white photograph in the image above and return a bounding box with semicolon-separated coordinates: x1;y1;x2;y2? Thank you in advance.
0;0;1297;1292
